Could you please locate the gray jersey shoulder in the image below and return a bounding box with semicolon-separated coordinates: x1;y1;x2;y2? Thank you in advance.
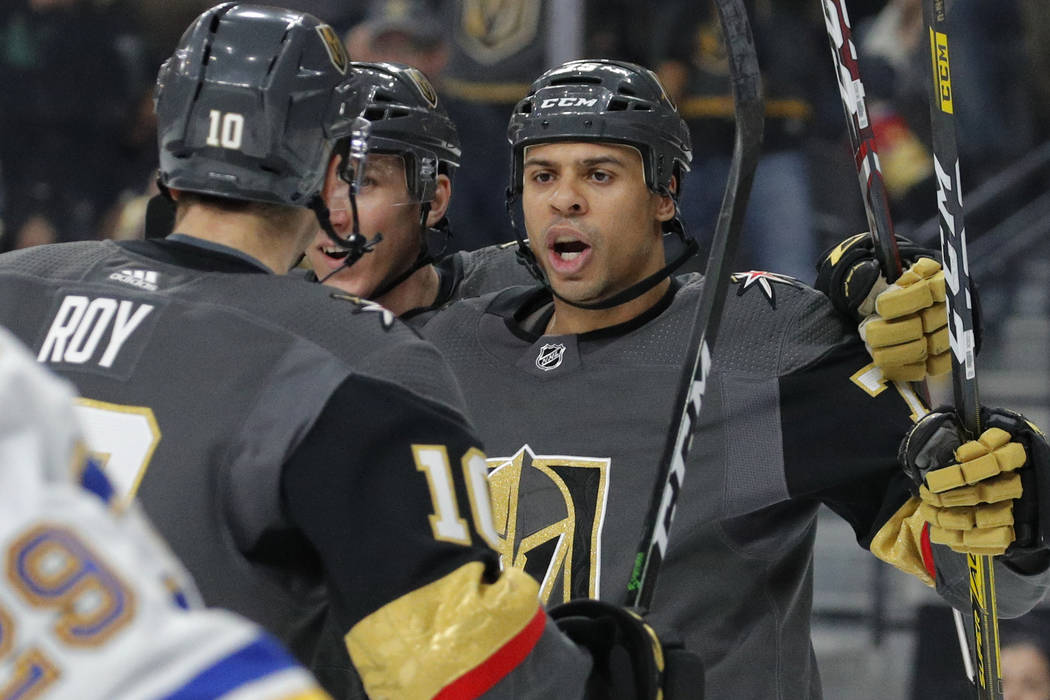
0;240;466;413
427;270;855;377
454;241;537;298
408;242;537;327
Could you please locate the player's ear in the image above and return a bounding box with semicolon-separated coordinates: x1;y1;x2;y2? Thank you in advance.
654;173;679;223
426;174;452;227
655;189;676;223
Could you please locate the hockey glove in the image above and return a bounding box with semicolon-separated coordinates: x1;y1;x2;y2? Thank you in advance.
899;407;1050;568
815;233;951;381
548;599;704;699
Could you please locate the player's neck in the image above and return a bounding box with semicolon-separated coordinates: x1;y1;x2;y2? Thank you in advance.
174;206;311;273
546;277;671;335
377;264;441;316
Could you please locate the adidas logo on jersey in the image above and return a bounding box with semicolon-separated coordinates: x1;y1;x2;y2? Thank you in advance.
109;269;159;291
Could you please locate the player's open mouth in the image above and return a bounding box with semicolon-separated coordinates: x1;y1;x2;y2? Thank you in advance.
552;240;589;261
321;245;351;261
546;235;592;274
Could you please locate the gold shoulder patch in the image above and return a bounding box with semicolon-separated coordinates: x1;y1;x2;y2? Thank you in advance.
347;562;544;699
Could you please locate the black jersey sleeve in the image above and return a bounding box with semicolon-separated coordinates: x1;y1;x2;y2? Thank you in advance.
779;339;919;537
281;373;590;698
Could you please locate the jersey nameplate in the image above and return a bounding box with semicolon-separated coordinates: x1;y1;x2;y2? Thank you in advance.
38;295;154;370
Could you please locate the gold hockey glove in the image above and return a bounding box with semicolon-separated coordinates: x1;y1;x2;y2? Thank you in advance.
900;407;1050;567
859;257;950;382
815;233;958;381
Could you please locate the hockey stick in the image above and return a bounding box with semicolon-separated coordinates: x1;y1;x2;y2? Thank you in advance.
819;0;904;281
626;0;763;610
819;0;986;683
921;1;1002;697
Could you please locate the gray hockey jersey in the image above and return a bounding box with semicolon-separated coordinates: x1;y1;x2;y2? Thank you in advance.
0;237;590;699
423;273;1050;698
403;241;536;326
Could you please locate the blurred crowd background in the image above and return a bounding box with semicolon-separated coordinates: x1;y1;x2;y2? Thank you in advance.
4;0;1050;282
3;1;1049;697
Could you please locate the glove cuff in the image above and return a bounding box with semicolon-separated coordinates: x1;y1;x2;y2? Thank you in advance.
1001;549;1050;576
549;600;663;699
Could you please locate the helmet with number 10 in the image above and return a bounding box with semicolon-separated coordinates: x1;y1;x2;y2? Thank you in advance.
154;3;356;209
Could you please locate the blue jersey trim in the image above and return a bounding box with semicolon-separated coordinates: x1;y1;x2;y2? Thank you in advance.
79;457;115;505
162;636;297;699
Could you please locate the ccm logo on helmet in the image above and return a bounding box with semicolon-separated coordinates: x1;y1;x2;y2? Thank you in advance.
540;97;598;109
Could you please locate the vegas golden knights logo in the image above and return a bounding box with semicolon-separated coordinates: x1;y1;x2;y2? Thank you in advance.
405;67;439;108
316;24;348;74
487;445;610;604
458;0;541;64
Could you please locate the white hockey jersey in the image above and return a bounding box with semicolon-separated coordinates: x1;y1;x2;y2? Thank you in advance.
0;325;328;700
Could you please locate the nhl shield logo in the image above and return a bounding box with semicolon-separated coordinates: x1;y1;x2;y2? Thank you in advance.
535;343;566;371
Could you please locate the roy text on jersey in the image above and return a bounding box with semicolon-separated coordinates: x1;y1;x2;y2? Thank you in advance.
38;295;154;369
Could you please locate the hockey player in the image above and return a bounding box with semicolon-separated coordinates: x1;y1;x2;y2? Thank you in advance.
421;59;1050;698
0;324;331;700
0;9;701;700
302;60;533;323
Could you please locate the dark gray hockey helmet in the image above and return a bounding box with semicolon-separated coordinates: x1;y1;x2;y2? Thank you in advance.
507;59;692;198
344;61;460;204
154;3;355;208
505;59;698;309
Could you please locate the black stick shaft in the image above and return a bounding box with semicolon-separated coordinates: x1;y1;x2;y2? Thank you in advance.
819;0;903;281
626;0;763;610
922;1;1001;697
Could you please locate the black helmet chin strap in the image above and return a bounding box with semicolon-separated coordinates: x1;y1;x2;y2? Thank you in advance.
308;194;383;283
556;237;698;310
505;188;698;311
313;116;384;282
